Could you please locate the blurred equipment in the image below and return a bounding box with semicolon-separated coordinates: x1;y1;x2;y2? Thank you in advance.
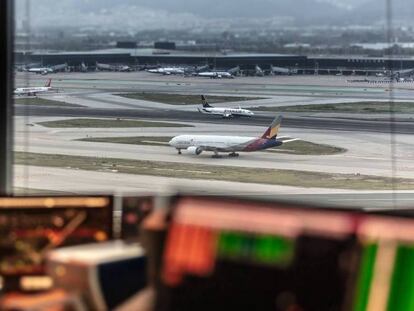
156;196;414;311
47;241;147;311
121;196;154;241
0;196;113;292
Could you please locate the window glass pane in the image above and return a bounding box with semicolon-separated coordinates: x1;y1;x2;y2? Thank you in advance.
13;0;414;209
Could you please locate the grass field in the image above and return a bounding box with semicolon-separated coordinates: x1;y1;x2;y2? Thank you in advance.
115;92;265;105
14;98;84;108
251;102;414;113
37;118;193;128
78;136;346;155
15;152;414;190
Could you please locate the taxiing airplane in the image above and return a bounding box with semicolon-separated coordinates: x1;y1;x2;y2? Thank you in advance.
198;95;254;118
169;115;296;158
14;79;53;96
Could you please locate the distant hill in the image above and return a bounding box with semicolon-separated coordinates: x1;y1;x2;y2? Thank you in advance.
15;0;413;29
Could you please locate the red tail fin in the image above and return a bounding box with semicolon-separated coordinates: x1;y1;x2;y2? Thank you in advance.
261;115;282;139
45;79;52;87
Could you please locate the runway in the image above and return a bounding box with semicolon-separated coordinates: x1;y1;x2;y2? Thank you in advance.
14;106;414;134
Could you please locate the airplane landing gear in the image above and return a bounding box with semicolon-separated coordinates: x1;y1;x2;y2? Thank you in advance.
229;152;239;157
177;149;182;155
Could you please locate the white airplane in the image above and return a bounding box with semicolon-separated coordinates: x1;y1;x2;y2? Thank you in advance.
197;71;234;79
198;95;254;118
195;66;240;79
255;65;265;76
96;62;132;72
169;115;296;158
147;67;185;75
14;79;53;96
28;67;54;75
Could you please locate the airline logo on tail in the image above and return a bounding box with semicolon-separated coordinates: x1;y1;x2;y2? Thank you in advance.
45;79;52;88
261;116;282;139
201;95;212;108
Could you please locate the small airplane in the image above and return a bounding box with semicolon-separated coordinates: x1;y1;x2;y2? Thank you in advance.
169;115;297;158
14;79;53;96
198;95;254;118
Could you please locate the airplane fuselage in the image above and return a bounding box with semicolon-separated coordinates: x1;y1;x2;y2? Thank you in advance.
147;67;185;75
199;107;254;118
14;87;51;96
28;68;53;74
197;72;233;79
169;135;282;153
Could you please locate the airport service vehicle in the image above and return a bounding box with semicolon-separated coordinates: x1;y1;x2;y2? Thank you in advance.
14;79;53;96
198;95;254;118
169;115;296;158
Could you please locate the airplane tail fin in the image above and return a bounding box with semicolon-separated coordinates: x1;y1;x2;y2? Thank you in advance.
261;115;282;139
45;79;52;87
201;95;212;108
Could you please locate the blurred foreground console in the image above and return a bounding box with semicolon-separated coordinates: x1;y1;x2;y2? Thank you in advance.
47;241;147;310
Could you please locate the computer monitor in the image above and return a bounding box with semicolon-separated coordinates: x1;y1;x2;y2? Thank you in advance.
156;195;414;311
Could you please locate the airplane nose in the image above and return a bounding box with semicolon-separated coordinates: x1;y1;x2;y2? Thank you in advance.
168;137;176;146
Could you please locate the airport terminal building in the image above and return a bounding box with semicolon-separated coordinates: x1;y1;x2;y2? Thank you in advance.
14;48;414;74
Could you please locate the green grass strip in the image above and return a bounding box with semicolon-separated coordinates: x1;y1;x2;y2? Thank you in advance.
14;98;84;108
115;92;265;105
14;152;414;190
252;102;414;114
37;118;192;128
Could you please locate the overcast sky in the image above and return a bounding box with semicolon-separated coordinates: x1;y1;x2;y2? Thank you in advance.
15;0;411;31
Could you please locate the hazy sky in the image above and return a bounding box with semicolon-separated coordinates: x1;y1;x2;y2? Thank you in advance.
15;0;411;31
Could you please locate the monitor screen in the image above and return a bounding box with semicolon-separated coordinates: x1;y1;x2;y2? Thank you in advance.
157;196;414;311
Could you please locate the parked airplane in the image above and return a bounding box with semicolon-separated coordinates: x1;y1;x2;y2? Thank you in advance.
255;65;265;76
14;79;53;96
96;62;132;72
196;66;240;79
147;67;185;75
198;95;254;118
169;115;296;158
27;63;68;75
270;65;296;75
28;67;54;75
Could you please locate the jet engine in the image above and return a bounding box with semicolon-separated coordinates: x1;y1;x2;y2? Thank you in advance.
187;146;203;155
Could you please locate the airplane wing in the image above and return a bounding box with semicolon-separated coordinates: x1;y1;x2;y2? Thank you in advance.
278;136;300;143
